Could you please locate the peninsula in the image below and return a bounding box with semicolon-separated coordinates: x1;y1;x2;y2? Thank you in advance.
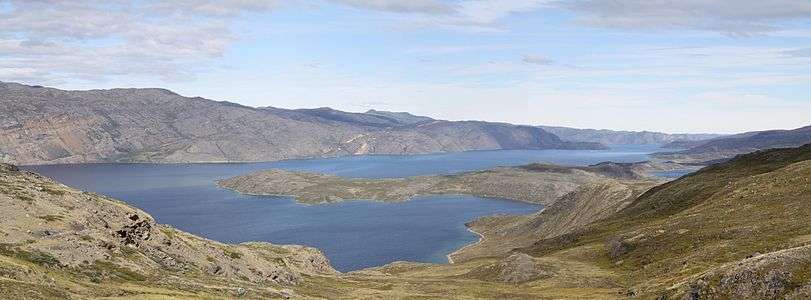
216;161;679;205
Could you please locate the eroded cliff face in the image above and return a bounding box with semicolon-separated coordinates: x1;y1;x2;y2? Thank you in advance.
0;163;335;299
0;82;602;165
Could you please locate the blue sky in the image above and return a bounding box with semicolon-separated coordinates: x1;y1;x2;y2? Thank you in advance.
1;1;810;133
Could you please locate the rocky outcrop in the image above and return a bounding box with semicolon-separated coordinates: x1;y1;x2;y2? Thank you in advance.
463;253;556;284
0;163;18;172
0;81;603;165
676;245;811;299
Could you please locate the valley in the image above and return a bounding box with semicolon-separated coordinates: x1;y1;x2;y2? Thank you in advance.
2;144;809;299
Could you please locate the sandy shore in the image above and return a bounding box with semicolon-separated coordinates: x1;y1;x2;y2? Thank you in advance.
447;227;484;264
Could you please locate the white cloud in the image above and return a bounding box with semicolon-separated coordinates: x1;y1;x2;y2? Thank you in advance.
329;0;453;14
559;0;811;35
783;47;811;57
327;0;551;32
0;0;277;83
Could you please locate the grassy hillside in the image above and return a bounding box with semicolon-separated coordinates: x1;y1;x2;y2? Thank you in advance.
521;145;811;298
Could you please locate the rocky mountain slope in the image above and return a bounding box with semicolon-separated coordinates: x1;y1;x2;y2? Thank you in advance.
0;82;602;165
538;125;722;145
655;125;811;163
0;163;334;299
216;162;668;205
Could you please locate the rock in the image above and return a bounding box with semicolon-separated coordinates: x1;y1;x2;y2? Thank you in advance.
208;265;224;276
679;244;811;299
115;219;152;246
0;163;19;172
279;289;294;299
463;253;555;284
607;236;633;259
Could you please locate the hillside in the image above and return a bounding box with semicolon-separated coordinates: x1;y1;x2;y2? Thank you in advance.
0;82;602;165
538;125;722;145
0;163;335;299
518;144;811;298
655;125;811;163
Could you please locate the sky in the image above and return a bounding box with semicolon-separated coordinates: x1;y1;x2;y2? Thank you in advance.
1;1;810;134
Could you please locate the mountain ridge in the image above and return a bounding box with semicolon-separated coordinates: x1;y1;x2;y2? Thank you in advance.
0;81;603;165
538;125;723;145
654;125;811;163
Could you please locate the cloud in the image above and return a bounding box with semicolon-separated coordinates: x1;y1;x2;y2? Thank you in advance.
328;0;551;32
146;0;283;17
0;0;278;83
330;0;454;14
522;54;554;65
782;48;811;57
558;0;811;36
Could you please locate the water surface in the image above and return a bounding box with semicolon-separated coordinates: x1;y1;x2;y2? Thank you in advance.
27;145;665;271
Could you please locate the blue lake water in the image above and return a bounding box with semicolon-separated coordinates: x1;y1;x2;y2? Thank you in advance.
26;145;666;272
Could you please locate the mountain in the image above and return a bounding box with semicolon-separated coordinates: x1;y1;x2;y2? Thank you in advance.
655;125;811;163
660;130;763;149
538;125;722;145
0;82;604;165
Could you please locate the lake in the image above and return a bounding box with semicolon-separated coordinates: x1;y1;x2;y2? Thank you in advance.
26;144;666;272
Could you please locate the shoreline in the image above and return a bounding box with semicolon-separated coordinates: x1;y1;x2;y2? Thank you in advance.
447;226;485;264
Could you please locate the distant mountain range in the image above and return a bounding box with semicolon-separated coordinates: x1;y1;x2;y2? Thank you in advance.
0;82;602;165
654;125;811;163
538;125;723;145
